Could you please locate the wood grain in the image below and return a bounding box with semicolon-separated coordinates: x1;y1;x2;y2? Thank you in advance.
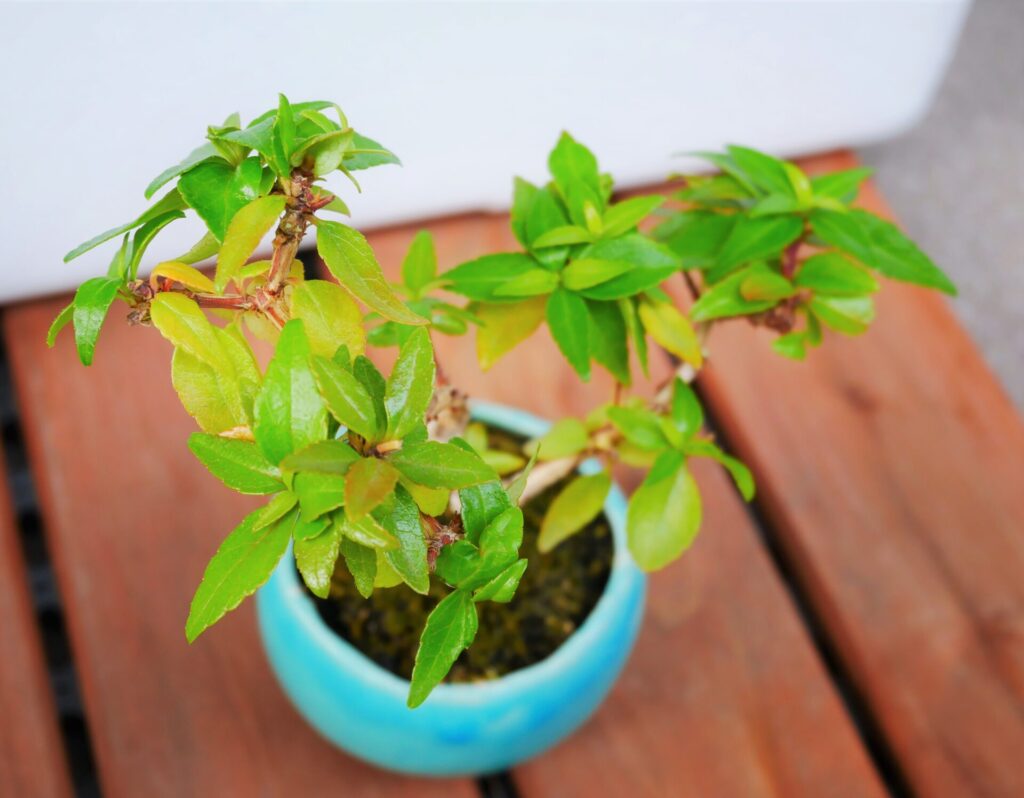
2;304;476;797
0;449;73;798
691;152;1024;797
354;214;887;797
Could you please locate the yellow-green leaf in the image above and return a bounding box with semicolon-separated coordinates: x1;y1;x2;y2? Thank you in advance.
151;261;215;293
214;195;285;293
538;472;611;552
638;299;703;368
627;451;701;571
474;297;547;370
290;279;365;358
344;457;399;521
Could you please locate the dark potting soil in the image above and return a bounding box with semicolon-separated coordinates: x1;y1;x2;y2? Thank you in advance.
309;428;614;683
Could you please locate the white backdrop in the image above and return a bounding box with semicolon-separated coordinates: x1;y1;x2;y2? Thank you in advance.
0;1;969;302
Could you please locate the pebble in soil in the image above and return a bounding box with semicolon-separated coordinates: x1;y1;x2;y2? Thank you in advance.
310;428;614;684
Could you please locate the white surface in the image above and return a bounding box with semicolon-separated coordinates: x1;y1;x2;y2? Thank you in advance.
0;1;969;302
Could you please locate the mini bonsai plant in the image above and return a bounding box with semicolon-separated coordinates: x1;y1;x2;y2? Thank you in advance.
52;96;954;715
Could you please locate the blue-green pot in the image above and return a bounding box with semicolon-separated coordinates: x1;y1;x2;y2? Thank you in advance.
256;401;646;776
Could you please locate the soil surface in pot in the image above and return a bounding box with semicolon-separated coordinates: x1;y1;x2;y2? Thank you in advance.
309;428;614;683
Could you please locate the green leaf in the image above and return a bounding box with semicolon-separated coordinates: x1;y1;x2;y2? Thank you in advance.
727;145;793;197
810;296;875;335
344;457;399;521
293;472;347;519
254;492;299;531
408;589;478;708
473;297;547;370
473;559;528;603
150;293;225;368
713;215;803;275
739;264;795;302
65;188;189;263
178;157;264;241
627;450;701;571
510;177;539;247
384;328;435;440
341;513;398;550
654;211;737;270
526;187;571;265
749;194;803;218
670;378;703;438
71;277;121;366
481;450;526;475
601;195;664;238
389;441;496;489
538;472;611;552
811;167;872;202
687;440;755;501
772;332;808;360
586;299;630;385
126;210;186;279
185;506;292;642
458;480;513;545
524;418;589;461
145;142;220;199
689;268;776;323
343;133;401;171
531;225;593;248
443;253;540;301
619;297;648;377
783;162;813;206
171;349;243;433
311;356;379;441
401;231;437;299
253;320;327;464
608;406;670;451
573;235;679;300
548;131;602;198
316;220;428;324
280;439;361;474
188;433;282;494
562;259;633;292
294;521;344;598
810;209;955;295
213;195;285;292
795;253;879;296
547;288;590;380
173;231;221;266
638;299;703;368
353;355;388;434
340;537;377;598
492;268;560;298
47;303;74;348
291;279;365;358
377;484;430;593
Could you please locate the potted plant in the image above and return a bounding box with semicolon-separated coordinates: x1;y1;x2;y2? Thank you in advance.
52;96;954;776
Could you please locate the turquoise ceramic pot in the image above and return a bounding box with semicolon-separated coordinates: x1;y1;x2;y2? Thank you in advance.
256;401;646;776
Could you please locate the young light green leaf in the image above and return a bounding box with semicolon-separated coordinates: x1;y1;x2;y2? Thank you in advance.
341;513;399;550
505;449;538;506
811;167;872;203
316;220;428;324
637;299;703;368
213;195;285;292
145;142;220;199
492;268;560;298
293;472;347;519
294;520;344;598
654;211;737;270
281;439;361;474
408;589;478;708
401;231;437;299
71;277;121;366
253;320;327;464
473;297;547;370
548;131;601;198
442;253;540;302
47;303;74;348
562;259;633;292
291;279;365;358
531;225;593;249
341;536;377;598
608;406;670;451
547;287;590;380
689;268;776;323
727;145;793;197
384;327;436;440
670;378;703;438
344;457;399;521
687;440;755;501
171;349;244;433
510;177;539;247
601;195;665;238
538;472;611;552
524;418;589;461
739;264;795;302
311;356;379;441
188;433;282;494
810;296;875;335
389;441;497;489
572;235;679;300
627;450;701;571
185;506;293;642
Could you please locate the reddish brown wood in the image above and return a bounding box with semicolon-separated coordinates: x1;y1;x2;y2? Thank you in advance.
690;151;1024;797
0;451;73;798
2;305;475;797
357;216;887;796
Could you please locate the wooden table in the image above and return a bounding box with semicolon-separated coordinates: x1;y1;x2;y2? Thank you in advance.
2;153;1022;797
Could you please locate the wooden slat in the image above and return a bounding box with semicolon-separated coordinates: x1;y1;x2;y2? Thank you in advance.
0;450;73;798
361;216;886;796
692;152;1024;797
3;307;476;797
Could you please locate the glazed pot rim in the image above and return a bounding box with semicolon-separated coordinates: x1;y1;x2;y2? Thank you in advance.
268;399;642;706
